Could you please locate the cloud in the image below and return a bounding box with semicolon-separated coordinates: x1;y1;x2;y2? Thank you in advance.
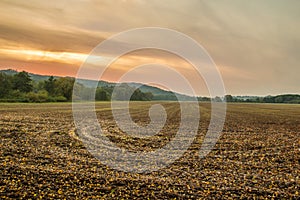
0;20;106;53
0;0;299;95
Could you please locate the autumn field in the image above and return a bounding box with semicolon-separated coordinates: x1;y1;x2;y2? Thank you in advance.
0;102;299;199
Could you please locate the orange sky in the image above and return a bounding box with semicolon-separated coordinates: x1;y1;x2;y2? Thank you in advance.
0;0;299;96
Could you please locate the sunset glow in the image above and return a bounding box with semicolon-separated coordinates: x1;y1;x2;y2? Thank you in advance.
0;48;88;64
0;0;299;95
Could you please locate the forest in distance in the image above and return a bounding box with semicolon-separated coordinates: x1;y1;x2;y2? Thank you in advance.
0;69;299;103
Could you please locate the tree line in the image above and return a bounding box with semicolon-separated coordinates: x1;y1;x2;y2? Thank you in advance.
0;71;74;102
0;71;299;103
73;82;153;101
0;71;153;102
223;94;300;104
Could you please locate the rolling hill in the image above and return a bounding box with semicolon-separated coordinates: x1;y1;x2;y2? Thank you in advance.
0;69;194;101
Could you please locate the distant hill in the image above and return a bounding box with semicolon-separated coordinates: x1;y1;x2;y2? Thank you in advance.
0;69;194;101
0;69;61;82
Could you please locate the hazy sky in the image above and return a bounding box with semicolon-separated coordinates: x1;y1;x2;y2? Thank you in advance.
0;0;299;96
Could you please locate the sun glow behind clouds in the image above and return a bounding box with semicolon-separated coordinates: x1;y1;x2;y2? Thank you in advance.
0;48;89;65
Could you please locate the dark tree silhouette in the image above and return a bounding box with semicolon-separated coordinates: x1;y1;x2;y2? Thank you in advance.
12;71;33;93
0;72;12;98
